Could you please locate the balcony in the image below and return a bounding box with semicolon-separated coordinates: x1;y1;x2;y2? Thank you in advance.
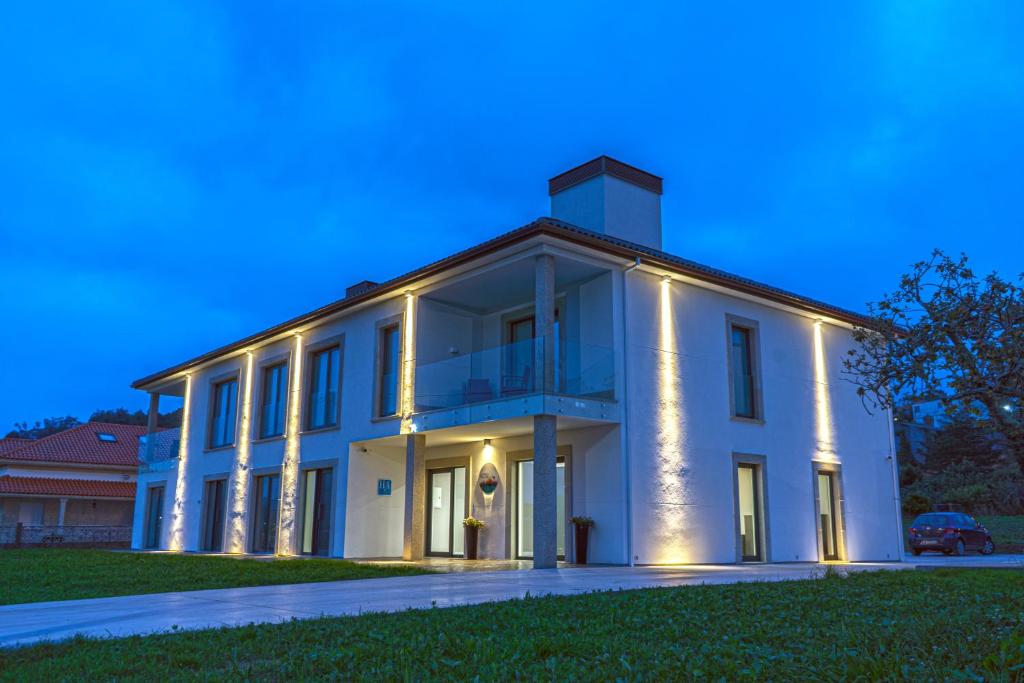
138;428;181;472
410;338;618;432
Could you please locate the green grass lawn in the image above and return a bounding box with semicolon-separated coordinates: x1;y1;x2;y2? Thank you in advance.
2;569;1022;681
902;514;1024;552
0;549;430;606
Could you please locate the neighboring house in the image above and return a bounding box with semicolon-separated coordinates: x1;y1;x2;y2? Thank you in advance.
0;423;141;529
131;156;903;566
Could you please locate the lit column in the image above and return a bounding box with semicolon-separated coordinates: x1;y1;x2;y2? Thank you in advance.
533;254;558;569
402;432;426;560
655;275;687;563
813;320;835;457
277;335;304;556
227;352;255;553
400;291;417;434
168;374;193;551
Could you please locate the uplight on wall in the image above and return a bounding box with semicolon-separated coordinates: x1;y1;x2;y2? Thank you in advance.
400;291;417;434
227;352;255;553
168;374;193;551
653;275;690;564
813;320;836;458
277;334;304;555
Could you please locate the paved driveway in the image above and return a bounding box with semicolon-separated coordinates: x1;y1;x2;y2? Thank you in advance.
0;555;1018;648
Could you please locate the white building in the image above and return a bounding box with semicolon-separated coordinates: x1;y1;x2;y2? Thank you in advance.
131;156;904;566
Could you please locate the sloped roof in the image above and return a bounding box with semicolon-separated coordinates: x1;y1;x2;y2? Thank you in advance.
0;476;135;498
0;423;148;467
133;218;878;389
0;438;31;455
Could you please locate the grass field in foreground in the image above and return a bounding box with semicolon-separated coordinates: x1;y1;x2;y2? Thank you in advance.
2;569;1022;681
0;549;430;606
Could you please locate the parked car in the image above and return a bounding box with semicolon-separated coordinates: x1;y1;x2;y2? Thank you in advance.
907;512;995;556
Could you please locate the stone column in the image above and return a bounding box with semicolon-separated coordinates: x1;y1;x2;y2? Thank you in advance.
535;254;555;392
57;497;68;528
402;433;426;561
147;392;160;434
533;414;558;569
532;253;558;569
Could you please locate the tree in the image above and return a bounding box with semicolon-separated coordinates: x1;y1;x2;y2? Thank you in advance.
5;416;82;439
923;417;1001;472
844;250;1024;468
89;407;183;428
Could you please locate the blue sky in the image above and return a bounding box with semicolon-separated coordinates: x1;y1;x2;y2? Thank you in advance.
1;2;1021;430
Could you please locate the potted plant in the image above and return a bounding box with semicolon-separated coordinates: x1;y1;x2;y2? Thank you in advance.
571;516;594;565
463;516;486;559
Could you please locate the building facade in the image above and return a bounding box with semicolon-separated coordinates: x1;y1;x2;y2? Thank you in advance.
131;157;904;566
0;423;140;544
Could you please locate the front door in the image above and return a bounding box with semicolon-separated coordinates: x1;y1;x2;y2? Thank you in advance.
301;468;333;556
143;485;164;549
817;471;840;561
515;458;567;559
251;473;281;553
200;479;226;552
426;466;467;556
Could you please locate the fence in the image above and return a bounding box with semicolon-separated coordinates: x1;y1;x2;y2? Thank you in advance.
0;524;132;549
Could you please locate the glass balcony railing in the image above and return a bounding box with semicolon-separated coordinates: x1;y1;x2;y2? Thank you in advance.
413;338;614;413
138;428;181;471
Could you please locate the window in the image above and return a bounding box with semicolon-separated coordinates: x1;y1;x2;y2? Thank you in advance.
377;324;401;417
251;473;281;553
736;464;763;561
96;432;117;443
209;378;238;448
200;479;226;552
730;324;758;419
259;362;289;438
306;347;340;430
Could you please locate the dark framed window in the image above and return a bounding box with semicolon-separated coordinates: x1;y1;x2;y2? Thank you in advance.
306;346;340;430
200;479;227;552
209;378;238;448
730;325;757;419
377;324;401;417
251;473;281;553
260;362;288;438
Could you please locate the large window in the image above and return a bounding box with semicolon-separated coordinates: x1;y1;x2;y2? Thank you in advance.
730;324;758;419
260;362;288;438
251;473;281;553
377;324;401;417
306;346;340;430
209;378;238;448
301;468;334;556
200;478;226;552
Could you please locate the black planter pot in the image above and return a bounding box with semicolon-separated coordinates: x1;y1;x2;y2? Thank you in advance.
574;525;590;565
464;526;480;560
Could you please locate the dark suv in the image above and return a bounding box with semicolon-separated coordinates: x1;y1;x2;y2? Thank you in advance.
908;512;995;556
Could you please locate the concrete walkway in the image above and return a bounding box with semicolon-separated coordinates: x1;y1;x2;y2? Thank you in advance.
1;554;1019;648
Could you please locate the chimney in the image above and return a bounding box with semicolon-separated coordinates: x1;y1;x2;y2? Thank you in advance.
345;280;379;298
548;156;663;250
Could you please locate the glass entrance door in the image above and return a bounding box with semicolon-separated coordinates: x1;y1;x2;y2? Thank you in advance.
302;468;333;556
818;472;839;561
736;464;762;561
426;466;467;556
516;458;566;559
200;479;226;552
143;485;164;549
251;473;280;553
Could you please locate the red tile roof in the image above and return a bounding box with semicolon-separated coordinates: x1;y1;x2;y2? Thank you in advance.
0;476;135;498
0;438;31;455
0;423;148;467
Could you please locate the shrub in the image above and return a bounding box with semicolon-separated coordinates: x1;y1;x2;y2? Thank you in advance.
903;493;931;515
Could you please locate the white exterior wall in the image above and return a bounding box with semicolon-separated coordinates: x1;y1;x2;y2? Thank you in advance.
132;238;899;565
623;270;900;564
